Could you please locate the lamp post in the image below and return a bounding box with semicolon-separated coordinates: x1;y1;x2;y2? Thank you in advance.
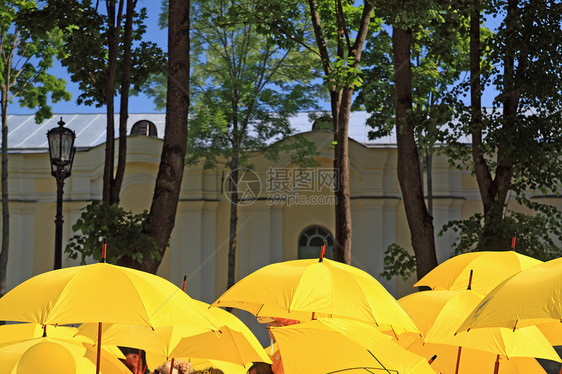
47;118;76;270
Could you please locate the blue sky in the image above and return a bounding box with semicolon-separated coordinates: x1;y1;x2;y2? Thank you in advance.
10;2;498;116
10;0;167;115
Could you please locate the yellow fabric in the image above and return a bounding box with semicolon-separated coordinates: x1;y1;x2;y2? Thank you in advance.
77;303;269;368
0;323;126;361
15;341;76;374
0;263;220;329
269;318;435;374
537;322;562;346
0;336;129;374
405;340;547;374
212;258;419;333
398;290;560;362
414;251;542;294
459;257;562;331
0;324;80;344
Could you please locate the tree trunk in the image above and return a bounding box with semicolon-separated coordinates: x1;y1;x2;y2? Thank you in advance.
309;0;372;264
140;0;190;273
111;0;136;205
226;163;239;290
472;0;522;250
0;88;9;297
334;89;352;264
102;0;124;204
392;23;437;279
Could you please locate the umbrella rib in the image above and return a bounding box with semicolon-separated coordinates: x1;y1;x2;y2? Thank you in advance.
366;349;392;374
326;367;399;373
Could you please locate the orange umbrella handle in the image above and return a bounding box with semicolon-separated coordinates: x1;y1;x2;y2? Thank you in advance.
319;242;326;263
493;354;500;374
454;346;462;374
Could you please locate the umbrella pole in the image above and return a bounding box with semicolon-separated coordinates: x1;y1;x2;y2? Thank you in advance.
137;349;142;374
454;346;462;374
170;357;175;374
493;354;500;374
96;321;102;374
96;240;106;374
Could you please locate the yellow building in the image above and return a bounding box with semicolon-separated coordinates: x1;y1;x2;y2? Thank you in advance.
3;112;560;309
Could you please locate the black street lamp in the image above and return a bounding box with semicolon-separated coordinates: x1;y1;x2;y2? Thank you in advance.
47;118;76;270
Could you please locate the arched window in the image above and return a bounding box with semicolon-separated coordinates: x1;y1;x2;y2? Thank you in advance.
298;226;335;259
130;120;158;137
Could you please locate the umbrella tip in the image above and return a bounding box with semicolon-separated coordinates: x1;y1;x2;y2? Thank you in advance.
428;355;437;364
467;269;473;290
102;238;107;263
511;233;516;250
319;241;326;263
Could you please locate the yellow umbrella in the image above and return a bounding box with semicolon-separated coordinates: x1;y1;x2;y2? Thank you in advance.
413;251;542;294
0;263;221;374
398;290;560;373
404;339;548;374
459;257;562;332
0;337;129;374
77;302;270;368
212;258;419;334
0;323;125;360
0;263;219;328
269;318;435;374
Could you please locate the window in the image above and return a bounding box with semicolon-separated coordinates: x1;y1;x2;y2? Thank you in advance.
298;226;335;259
130;120;158;137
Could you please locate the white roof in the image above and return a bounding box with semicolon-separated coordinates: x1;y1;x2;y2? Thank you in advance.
2;111;470;152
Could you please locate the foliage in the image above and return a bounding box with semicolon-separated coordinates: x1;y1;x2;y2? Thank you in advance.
380;243;417;281
20;0;166;107
356;2;472;147
441;202;562;261
439;0;562;252
65;202;160;265
184;0;320;170
2;0;71;121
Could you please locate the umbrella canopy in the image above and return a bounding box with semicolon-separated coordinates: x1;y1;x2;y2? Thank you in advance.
459;257;562;332
269;318;435;374
0;323;125;360
0;263;219;329
398;290;560;362
77;303;270;367
212;258;418;333
413;251;542;294
0;323;80;343
404;339;548;374
0;337;129;374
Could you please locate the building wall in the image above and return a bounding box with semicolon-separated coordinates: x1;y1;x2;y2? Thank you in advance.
4;132;560;305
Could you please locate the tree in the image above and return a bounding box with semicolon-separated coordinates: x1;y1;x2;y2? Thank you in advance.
249;0;377;263
29;0;165;205
132;0;190;273
357;2;471;279
391;4;438;280
0;0;70;296
187;0;319;289
442;0;562;259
